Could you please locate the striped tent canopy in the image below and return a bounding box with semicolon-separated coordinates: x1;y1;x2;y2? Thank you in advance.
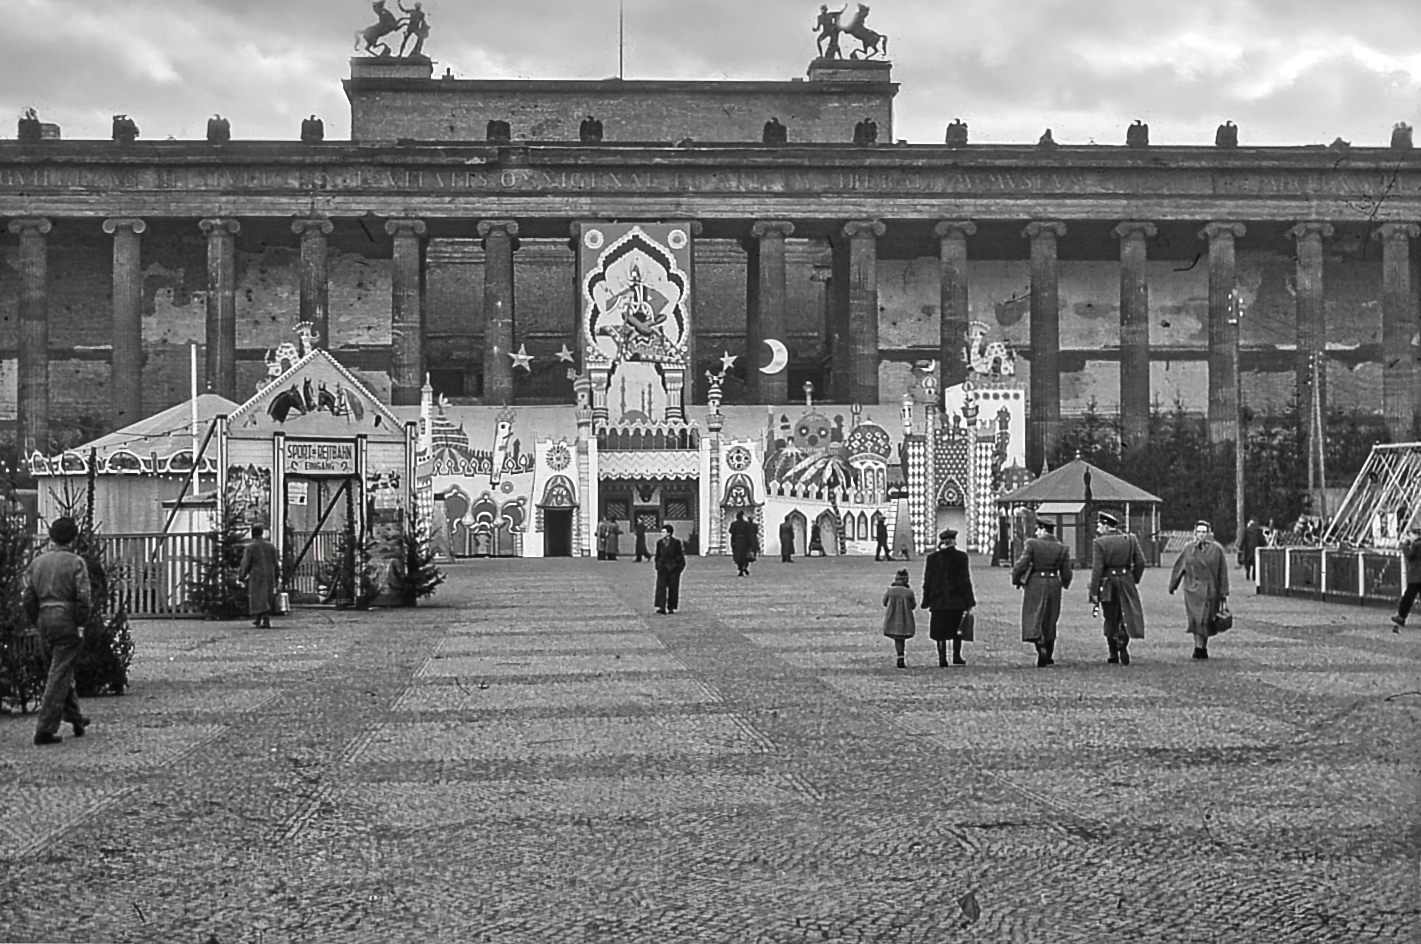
1323;443;1421;549
30;394;239;477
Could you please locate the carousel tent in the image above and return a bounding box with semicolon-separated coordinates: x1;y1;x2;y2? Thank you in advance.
997;458;1163;565
1323;442;1421;548
32;394;239;533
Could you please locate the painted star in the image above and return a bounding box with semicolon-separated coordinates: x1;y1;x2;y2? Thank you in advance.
719;351;738;373
509;344;534;371
555;343;576;363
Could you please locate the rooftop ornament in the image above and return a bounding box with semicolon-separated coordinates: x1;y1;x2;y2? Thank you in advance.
763;116;788;145
355;1;430;58
1392;122;1413;151
579;115;604;144
1126;120;1149;148
1036;128;1058;149
1215;121;1238;148
813;3;888;60
17;108;41;144
206;114;231;144
300;115;325;143
112;114;139;144
944;119;968;147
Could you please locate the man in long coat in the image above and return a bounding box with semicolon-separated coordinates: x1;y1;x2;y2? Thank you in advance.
596;518;610;560
1088;511;1146;665
1391;523;1421;631
1238;518;1266;581
604;518;622;561
729;511;758;576
922;529;976;666
238;525;279;629
874;516;891;561
1169;520;1230;659
1012;520;1072;667
778;514;796;563
654;524;686;614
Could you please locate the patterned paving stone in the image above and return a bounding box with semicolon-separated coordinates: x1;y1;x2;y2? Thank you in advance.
3;722;227;771
823;673;1170;702
0;786;136;858
418;652;685;677
435;632;665;654
392;677;722;712
128;658;329;682
894;707;1295;750
1234;669;1419;697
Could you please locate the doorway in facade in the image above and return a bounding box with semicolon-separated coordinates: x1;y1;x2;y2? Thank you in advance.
283;474;357;605
543;509;573;557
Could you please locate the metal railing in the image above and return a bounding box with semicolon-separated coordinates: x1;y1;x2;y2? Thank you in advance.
1256;546;1404;606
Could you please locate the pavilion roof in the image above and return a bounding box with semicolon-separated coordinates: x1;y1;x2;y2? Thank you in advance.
998;458;1161;505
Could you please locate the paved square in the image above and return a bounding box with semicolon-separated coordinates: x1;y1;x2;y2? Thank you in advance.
0;555;1416;942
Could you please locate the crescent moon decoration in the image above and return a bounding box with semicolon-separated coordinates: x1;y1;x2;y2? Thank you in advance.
760;338;789;375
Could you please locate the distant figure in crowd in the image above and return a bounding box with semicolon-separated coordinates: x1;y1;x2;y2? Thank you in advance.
807;523;827;557
882;568;917;668
729;511;759;577
1013;519;1072;667
922;529;975;667
1170;521;1230;660
779;514;796;563
596;517;621;561
1088;512;1146;665
25;517;92;746
874;515;891;561
1239;518;1266;581
239;525;279;629
1392;524;1421;632
654;524;686;614
634;520;650;563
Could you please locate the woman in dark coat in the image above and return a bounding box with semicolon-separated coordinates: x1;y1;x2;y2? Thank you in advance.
1012;520;1073;666
238;525;279;629
921;529;976;667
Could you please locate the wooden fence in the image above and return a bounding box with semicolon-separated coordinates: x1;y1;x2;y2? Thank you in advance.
92;532;212;618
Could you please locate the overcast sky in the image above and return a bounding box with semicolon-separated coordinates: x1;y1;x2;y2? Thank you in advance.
6;0;1420;146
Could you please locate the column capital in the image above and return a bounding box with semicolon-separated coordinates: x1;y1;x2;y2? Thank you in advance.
933;220;976;240
477;219;519;239
7;217;51;236
1372;222;1421;242
384;218;427;238
1198;221;1246;243
103;218;147;236
198;217;240;236
842;219;886;240
1112;220;1157;240
1023;220;1067;241
291;217;333;236
751;220;795;239
687;220;704;236
1288;221;1334;241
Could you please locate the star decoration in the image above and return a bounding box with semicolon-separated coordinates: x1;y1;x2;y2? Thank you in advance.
719;351;738;373
509;344;534;371
555;343;576;363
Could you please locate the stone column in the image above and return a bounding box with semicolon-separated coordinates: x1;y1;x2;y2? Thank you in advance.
478;220;519;405
743;236;761;395
199;218;240;399
292;218;333;348
386;218;427;406
935;221;975;390
1374;223;1420;441
1113;221;1156;448
1024;221;1067;474
844;220;886;405
828;237;851;402
1200;222;1246;444
104;217;146;430
8;218;51;459
1289;222;1333;439
750;221;794;405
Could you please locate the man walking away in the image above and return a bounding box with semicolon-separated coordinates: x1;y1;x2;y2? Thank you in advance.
779;514;796;563
25;517;92;746
654;524;686;615
1392;524;1421;632
922;529;976;666
1170;521;1229;659
1013;520;1072;667
634;520;651;563
874;515;891;561
1088;512;1146;665
729;511;758;577
1239;518;1266;581
238;525;279;629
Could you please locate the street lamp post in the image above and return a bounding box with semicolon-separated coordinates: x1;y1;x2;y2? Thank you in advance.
1230;288;1245;545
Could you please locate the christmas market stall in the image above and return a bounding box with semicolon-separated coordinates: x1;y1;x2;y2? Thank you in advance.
997;457;1163;567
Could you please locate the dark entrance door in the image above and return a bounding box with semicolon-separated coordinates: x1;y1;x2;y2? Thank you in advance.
544;509;573;557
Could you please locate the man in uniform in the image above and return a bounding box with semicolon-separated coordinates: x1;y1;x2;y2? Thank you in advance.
1088;511;1146;665
1169;520;1229;659
1012;520;1072;667
922;529;976;666
25;517;92;746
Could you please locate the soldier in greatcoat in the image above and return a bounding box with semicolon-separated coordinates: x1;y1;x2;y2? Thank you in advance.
881;568;917;668
1169;520;1230;659
1088;511;1146;665
1012;520;1072;667
921;529;976;666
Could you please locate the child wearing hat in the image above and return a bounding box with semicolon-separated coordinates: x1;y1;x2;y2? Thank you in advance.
882;568;917;668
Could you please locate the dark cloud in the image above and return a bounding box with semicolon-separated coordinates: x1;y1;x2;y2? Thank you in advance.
1;0;1416;147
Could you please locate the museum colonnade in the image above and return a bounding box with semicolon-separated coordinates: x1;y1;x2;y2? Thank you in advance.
3;214;1418;473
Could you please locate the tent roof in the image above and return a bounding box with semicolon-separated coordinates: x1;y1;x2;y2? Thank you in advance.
998;458;1162;505
78;395;239;455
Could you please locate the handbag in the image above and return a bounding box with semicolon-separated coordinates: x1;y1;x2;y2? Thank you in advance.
957;609;975;642
1210;602;1233;635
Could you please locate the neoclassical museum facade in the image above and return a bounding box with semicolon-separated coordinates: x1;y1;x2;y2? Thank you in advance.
1;50;1418;558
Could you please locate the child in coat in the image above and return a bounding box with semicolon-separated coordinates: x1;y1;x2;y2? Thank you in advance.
883;568;917;668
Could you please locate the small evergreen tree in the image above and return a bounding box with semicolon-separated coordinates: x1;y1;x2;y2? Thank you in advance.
397;508;444;606
0;506;43;712
186;506;250;620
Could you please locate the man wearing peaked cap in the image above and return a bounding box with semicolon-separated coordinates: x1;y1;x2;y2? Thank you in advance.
922;529;975;667
1013;518;1072;667
1089;511;1146;665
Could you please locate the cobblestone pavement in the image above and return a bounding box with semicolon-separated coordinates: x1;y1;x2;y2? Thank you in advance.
2;555;1417;943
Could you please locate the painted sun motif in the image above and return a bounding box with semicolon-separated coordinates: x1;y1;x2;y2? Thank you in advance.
547;442;571;471
726;446;753;472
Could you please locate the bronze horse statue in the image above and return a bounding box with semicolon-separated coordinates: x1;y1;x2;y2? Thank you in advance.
843;4;888;60
354;1;402;56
